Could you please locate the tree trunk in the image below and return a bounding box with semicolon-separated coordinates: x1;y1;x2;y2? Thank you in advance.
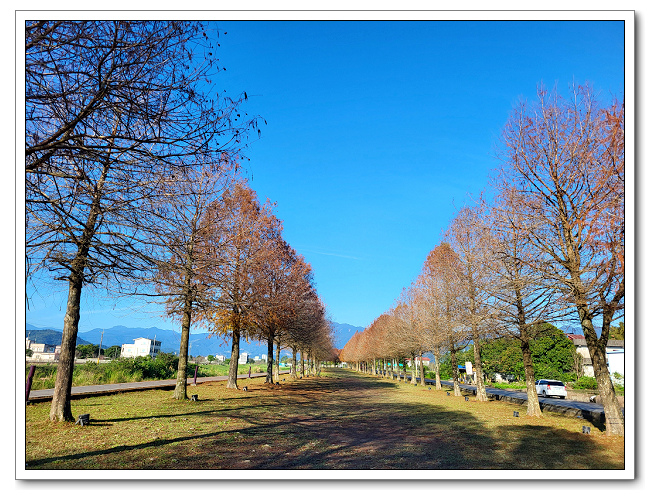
521;339;542;417
300;350;305;377
433;347;442;390
450;346;461;396
472;336;488;401
410;353;417;385
227;322;241;389
49;272;83;422
291;348;297;378
580;311;624;435
419;351;426;388
275;342;281;381
49;161;109;422
573;350;584;380
265;330;274;384
173;290;193;400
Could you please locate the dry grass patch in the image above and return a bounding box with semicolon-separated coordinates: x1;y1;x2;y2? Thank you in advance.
25;369;624;470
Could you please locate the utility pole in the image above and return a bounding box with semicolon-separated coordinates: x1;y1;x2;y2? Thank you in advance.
98;329;104;362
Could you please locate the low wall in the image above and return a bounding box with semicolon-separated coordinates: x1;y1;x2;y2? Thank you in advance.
567;389;624;407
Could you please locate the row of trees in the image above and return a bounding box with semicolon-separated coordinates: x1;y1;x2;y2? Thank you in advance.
154;173;335;398
419;323;581;383
74;344;121;359
340;83;624;435
25;21;334;422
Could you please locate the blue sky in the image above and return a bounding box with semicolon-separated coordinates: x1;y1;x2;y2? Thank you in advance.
24;19;626;333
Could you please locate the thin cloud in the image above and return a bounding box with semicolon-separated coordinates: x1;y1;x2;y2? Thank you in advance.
300;248;361;260
82;307;131;315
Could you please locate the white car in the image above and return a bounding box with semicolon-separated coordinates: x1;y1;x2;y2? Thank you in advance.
535;379;567;399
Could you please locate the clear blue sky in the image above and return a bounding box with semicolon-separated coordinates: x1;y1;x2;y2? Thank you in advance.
25;19;625;333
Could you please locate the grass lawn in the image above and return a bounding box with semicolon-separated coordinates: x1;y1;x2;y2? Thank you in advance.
196;362;268;377
26;361;268;391
24;368;624;470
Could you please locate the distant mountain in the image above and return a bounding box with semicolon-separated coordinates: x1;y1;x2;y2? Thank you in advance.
26;323;59;332
77;325;180;351
77;325;281;358
329;321;364;349
25;324;287;358
562;326;603;336
25;329;91;346
25;321;364;356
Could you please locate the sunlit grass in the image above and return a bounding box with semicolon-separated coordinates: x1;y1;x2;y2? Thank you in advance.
25;360;271;391
25;368;624;470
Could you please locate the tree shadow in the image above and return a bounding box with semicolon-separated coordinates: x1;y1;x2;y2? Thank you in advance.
500;425;620;469
26;369;622;470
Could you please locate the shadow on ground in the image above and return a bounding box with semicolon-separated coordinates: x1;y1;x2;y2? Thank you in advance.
26;369;622;470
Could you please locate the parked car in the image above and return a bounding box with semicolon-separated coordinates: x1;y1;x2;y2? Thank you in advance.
535;379;567;399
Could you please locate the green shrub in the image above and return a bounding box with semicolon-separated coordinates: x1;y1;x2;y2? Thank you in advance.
572;376;598;390
528;364;574;383
74;369;100;386
105;367;134;384
26;364;58;390
491;381;527;391
108;355;179;380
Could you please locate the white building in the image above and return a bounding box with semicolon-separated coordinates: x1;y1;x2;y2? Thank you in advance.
261;354;268;361
405;357;430;368
120;337;161;359
238;352;249;364
568;334;624;378
214;354;225;363
26;337;61;361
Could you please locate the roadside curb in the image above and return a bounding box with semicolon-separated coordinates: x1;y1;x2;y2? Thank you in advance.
380;372;610;423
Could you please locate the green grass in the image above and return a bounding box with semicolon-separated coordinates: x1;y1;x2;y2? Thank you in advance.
195;363;268;377
26;360;273;390
25;368;624;470
489;381;528;391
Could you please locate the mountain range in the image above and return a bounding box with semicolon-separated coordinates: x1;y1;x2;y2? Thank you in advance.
26;322;601;358
25;321;365;357
328;322;364;349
